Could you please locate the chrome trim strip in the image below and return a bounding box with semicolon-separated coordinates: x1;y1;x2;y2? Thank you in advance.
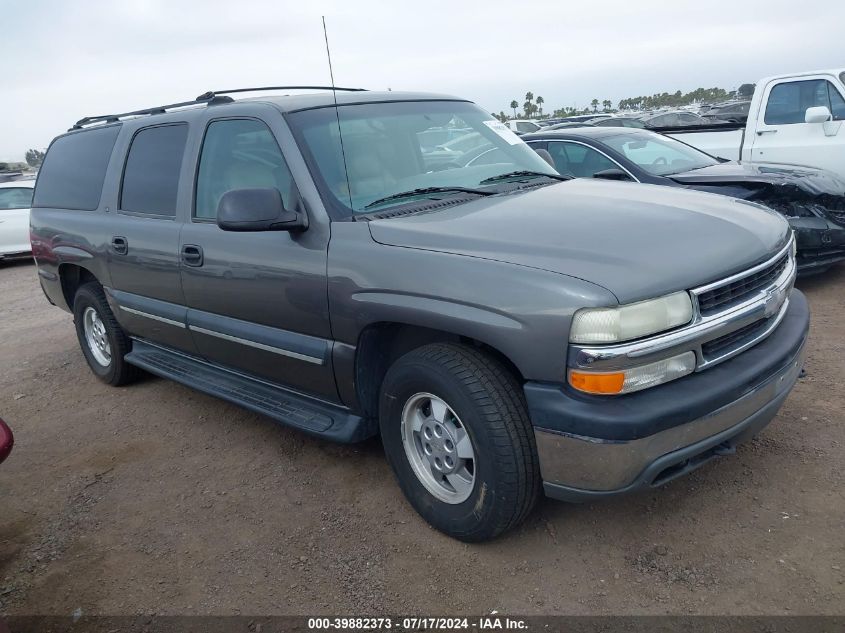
538;342;805;491
701;298;789;368
694;239;792;294
571;235;796;373
188;325;325;365
121;306;186;329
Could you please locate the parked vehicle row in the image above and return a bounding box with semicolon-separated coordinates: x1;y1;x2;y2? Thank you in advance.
31;86;808;541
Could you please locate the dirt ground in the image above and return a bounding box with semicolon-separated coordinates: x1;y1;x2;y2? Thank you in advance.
0;258;843;617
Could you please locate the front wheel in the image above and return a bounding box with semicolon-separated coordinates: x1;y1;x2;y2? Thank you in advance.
379;343;540;542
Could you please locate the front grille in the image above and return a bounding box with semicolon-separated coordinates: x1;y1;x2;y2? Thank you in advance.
697;254;788;316
701;317;771;359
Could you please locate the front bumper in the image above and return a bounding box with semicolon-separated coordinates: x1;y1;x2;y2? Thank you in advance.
527;289;809;501
791;216;845;274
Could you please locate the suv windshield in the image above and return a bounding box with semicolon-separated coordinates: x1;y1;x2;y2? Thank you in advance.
288;100;558;214
601;132;718;176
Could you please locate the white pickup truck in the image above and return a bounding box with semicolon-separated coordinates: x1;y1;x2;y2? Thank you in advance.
666;68;845;178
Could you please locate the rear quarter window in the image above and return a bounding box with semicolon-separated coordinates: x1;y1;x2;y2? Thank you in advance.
33;126;120;210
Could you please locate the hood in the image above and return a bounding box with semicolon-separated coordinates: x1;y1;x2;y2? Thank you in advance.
367;179;791;304
669;161;845;195
670;162;845;226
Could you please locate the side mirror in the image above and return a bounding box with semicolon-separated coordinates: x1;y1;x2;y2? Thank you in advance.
805;106;832;124
216;188;306;232
592;168;632;181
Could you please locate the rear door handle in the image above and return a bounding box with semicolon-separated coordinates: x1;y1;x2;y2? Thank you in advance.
181;244;204;267
111;236;128;255
756;129;778;135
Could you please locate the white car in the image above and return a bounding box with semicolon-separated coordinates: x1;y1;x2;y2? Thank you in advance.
0;178;35;260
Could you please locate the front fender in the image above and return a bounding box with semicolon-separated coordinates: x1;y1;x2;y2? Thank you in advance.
327;222;617;383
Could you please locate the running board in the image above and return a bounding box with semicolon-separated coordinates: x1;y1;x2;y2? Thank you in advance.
125;340;376;443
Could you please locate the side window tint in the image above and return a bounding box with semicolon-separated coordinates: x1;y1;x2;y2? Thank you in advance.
764;80;828;125
195;119;293;220
32;126;120;210
548;142;617;178
121;124;188;216
0;187;34;210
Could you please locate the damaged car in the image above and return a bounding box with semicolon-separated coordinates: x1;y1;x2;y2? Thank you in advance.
524;127;845;273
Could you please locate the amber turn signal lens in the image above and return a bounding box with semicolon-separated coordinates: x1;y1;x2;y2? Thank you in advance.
568;370;625;395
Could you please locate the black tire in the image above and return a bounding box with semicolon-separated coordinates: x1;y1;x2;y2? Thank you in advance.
73;282;139;386
379;343;540;542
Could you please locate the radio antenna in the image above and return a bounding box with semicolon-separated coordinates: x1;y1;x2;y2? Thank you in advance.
322;16;353;209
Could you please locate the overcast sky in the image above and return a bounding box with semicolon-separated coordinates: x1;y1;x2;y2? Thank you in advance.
2;0;843;160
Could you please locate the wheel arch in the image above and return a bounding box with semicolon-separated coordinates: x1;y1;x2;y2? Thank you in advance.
58;263;101;310
352;321;526;419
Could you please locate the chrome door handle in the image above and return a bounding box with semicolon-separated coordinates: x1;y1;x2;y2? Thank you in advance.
181;244;204;267
111;236;128;255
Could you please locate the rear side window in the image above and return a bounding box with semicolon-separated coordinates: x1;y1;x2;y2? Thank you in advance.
33;126;120;210
120;124;188;216
763;79;843;125
0;187;34;210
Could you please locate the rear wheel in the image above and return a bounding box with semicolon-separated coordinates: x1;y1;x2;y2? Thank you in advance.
379;343;540;542
73;283;139;386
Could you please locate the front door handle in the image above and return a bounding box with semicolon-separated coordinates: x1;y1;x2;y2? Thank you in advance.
181;244;204;267
111;236;128;255
756;129;778;135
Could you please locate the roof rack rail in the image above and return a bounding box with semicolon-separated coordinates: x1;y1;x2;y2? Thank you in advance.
195;86;367;101
71;86;366;131
71;93;234;130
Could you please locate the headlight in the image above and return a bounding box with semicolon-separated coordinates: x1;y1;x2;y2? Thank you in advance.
569;292;693;344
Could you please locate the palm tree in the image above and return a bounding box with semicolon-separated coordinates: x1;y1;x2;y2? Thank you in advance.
510;100;519;119
536;96;544;117
602;99;612;111
590;99;599;112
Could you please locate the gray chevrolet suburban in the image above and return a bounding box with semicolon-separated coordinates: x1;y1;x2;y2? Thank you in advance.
31;88;809;541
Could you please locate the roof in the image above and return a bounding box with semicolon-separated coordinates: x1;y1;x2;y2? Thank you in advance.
71;88;468;130
254;90;467;113
521;126;653;141
757;68;845;85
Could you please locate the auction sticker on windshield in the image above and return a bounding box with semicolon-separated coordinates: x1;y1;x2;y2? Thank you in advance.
483;120;523;145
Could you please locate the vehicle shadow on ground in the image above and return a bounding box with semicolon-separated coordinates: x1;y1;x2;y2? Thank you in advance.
795;260;845;291
0;258;35;271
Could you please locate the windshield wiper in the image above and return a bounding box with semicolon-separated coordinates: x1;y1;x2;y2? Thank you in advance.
364;186;492;210
480;170;569;184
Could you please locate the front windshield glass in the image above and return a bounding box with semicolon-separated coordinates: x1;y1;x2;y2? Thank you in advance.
287;100;558;214
602;132;718;176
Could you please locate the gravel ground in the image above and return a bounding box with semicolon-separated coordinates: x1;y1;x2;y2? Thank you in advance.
0;258;843;616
